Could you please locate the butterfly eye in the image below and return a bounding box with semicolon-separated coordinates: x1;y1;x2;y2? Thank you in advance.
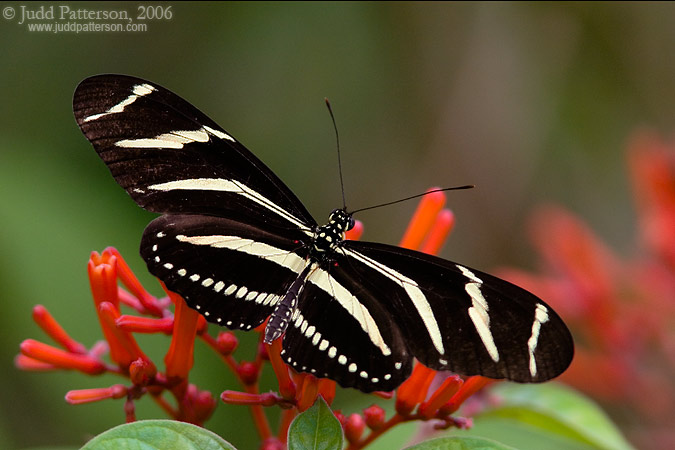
347;215;355;231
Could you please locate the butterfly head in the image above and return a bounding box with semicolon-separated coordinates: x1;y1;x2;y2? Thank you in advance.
312;209;354;254
329;208;355;232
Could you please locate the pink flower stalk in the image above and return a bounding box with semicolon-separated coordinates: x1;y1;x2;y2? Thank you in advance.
17;189;496;448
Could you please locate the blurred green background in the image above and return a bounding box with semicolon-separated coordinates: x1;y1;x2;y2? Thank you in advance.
1;2;674;449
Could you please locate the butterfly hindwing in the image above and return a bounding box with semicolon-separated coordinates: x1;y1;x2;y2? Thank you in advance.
141;214;310;331
73;74;316;230
339;240;574;383
280;264;413;392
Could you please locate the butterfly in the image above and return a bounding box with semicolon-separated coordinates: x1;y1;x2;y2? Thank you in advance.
73;74;573;393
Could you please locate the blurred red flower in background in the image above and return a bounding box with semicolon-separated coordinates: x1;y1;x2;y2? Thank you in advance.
499;130;675;450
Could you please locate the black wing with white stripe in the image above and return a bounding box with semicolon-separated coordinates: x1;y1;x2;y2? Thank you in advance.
74;74;573;393
73;74;315;230
338;241;573;383
281;260;415;392
140;214;309;331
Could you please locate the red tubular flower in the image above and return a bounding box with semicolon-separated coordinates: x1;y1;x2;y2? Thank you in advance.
98;301;153;371
220;390;280;407
164;288;199;383
266;339;296;401
295;374;320;412
420;209;455;255
418;375;463;419
317;378;337;406
20;339;106;374
399;188;446;250
103;247;164;317
14;354;57;371
116;315;175;334
437;376;491;416
66;385;127;405
32;305;88;354
395;364;437;416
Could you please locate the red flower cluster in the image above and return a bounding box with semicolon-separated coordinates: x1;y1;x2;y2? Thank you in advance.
498;131;675;449
17;247;216;425
16;189;495;448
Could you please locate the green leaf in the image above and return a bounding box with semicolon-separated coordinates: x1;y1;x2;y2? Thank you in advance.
288;397;343;450
473;383;634;450
80;419;236;450
405;436;516;450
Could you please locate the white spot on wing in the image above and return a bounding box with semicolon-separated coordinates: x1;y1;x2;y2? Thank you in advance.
224;284;237;295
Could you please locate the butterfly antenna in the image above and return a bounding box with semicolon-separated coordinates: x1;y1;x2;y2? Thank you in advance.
350;185;475;215
325;98;347;210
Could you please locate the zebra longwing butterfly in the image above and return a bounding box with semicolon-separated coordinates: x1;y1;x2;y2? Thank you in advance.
73;74;573;393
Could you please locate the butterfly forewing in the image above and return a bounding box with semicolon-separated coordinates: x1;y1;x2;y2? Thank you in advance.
73;74;316;230
75;74;573;393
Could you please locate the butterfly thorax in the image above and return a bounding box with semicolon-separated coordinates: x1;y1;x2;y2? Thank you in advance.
264;210;354;344
311;209;354;255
